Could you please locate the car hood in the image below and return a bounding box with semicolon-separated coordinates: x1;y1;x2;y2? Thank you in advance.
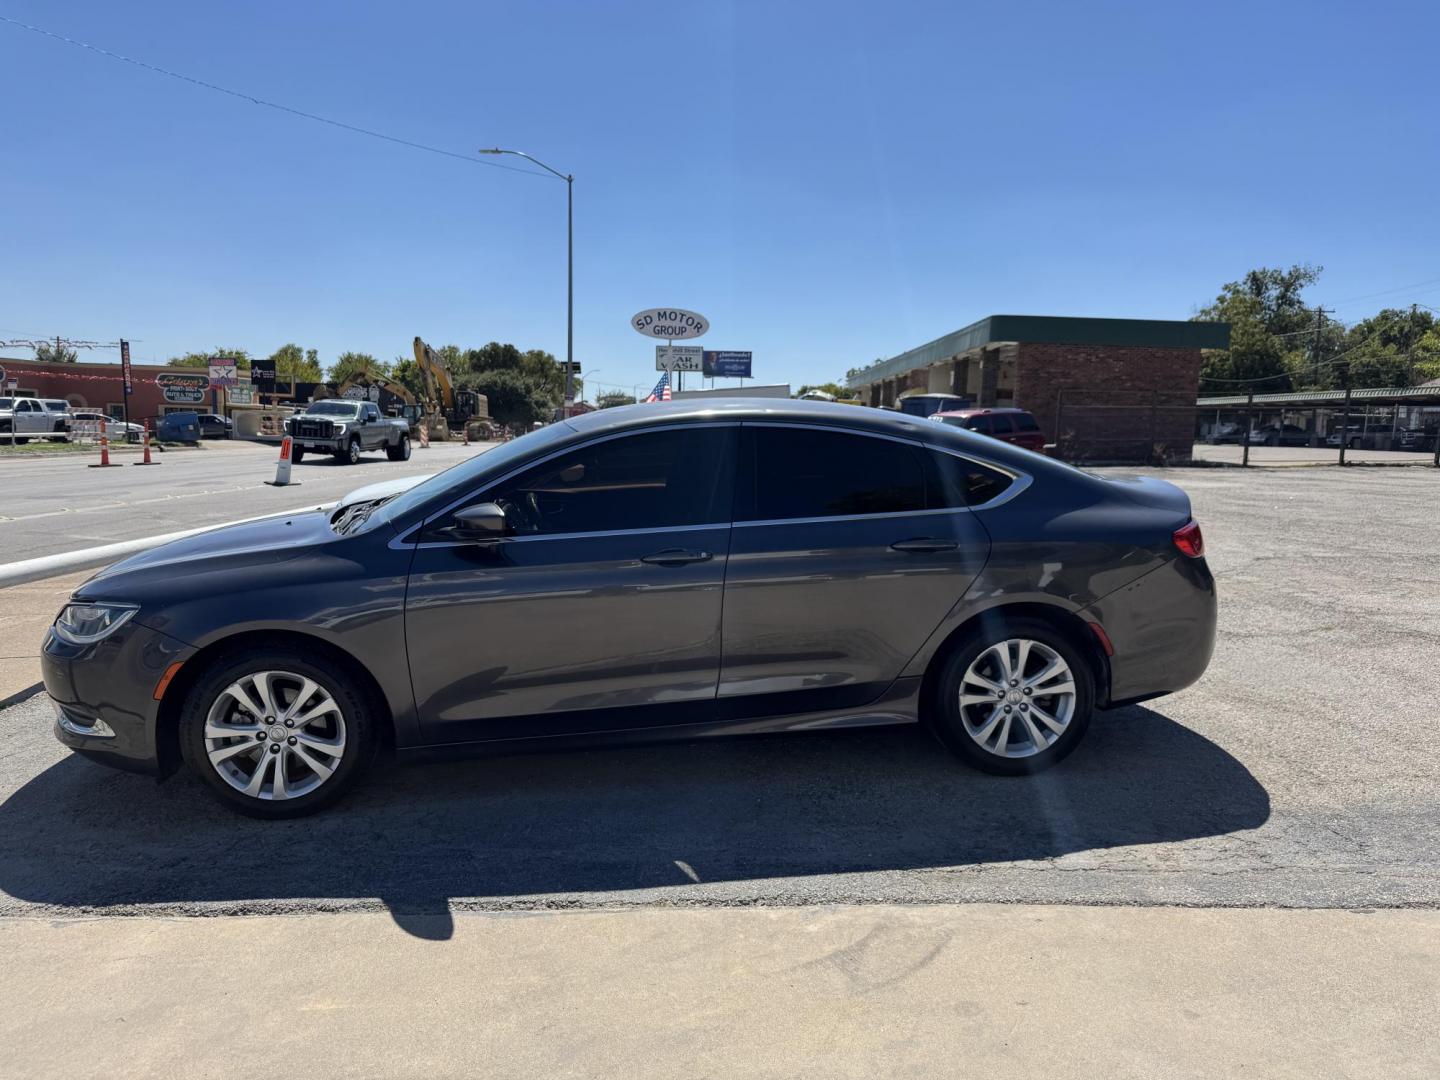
77;509;337;602
335;473;433;510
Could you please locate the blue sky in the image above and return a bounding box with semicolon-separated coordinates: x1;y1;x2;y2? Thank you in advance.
3;1;1438;396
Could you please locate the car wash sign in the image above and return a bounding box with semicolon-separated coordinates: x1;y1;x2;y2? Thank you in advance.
631;308;709;341
156;372;208;404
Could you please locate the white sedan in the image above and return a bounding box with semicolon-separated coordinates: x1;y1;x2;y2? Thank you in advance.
69;412;145;442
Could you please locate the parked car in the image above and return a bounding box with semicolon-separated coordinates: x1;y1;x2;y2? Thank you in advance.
196;413;234;439
1247;423;1311;447
896;393;972;418
1395;427;1437;452
39;400;74;441
155;411;202;444
1325;425;1378;450
0;396;68;443
44;400;1216;818
929;408;1047;452
70;411;144;443
1205;422;1246;445
283;399;411;464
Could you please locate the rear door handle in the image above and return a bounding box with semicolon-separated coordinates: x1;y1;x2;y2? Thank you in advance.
889;538;959;553
639;548;713;566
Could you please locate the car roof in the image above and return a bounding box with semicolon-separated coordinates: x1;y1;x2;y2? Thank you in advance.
560;397;1068;478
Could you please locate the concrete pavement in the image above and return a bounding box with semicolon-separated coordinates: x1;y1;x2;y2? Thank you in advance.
0;437;488;563
2;905;1435;1079
0;571;87;705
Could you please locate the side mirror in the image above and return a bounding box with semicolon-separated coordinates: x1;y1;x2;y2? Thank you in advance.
451;502;510;540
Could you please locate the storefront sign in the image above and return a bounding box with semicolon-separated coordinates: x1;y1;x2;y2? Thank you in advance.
120;341;133;397
703;350;752;378
156;372;208;404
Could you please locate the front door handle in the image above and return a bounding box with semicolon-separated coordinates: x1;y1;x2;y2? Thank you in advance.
639;548;713;566
890;538;959;553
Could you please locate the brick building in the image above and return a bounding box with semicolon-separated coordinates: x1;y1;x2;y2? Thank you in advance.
845;315;1230;464
0;356;223;420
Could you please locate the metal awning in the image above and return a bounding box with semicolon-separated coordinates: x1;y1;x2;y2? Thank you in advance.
1197;386;1440;407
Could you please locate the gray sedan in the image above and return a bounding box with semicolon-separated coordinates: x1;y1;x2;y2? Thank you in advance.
42;400;1216;817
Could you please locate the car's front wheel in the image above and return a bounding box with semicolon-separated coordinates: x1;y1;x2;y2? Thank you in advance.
292;445;305;463
336;438;361;465
386;435;411;462
178;650;377;818
931;618;1094;775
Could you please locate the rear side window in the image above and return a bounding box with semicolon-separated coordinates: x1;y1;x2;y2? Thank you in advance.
926;450;1015;508
738;427;926;521
989;414;1015;434
1013;413;1041;432
965;415;991;433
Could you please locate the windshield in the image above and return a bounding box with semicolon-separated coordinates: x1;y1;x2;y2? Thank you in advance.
371;422;574;530
304;401;362;417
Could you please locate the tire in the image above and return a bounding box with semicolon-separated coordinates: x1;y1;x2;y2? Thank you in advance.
929;616;1095;776
292;446;305;464
336;438;361;465
386;435;411;462
178;648;378;819
14;437;29;445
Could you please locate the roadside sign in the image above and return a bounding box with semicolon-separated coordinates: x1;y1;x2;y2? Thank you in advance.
156;372;208;404
656;345;703;372
209;359;238;387
120;341;133;397
632;308;709;340
250;358;276;384
343;386;367;400
227;384;255;405
703;350;752;378
368;385;381;402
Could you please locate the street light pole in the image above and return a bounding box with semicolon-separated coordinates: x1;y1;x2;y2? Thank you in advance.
479;147;575;416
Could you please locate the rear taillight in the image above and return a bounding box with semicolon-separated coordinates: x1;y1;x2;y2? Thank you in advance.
1173;520;1204;558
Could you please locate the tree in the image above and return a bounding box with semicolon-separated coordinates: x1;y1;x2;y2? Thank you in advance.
167;348;251;369
1194;265;1330;394
796;382;847;399
470;369;553;428
268;343;323;384
390;357;425;400
596;391;636;409
35;341;78;363
1336;307;1437;389
328;352;387;385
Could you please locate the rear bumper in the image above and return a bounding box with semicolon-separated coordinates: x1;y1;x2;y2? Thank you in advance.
1081;554;1216;707
42;621;194;775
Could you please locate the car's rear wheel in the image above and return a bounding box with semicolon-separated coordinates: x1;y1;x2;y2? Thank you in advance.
931;617;1094;775
386;435;411;462
178;650;377;818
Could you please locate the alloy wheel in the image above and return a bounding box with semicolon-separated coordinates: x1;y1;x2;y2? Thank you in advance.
957;639;1076;758
203;670;348;801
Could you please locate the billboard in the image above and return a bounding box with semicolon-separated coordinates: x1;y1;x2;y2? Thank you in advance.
703;350;752;378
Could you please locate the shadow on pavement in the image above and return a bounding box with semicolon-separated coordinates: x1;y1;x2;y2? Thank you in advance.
0;706;1268;939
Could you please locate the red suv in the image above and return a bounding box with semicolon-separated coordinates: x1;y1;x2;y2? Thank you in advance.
930;407;1047;452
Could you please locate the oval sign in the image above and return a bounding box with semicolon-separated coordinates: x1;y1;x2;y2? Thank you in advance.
631;308;709;340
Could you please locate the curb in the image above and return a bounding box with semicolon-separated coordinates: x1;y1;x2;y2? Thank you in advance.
0;503;336;589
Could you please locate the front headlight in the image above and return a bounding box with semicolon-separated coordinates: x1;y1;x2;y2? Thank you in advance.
53;603;139;645
332;422;349;434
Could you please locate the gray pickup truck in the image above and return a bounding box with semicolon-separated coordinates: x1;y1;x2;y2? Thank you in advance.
283;400;412;464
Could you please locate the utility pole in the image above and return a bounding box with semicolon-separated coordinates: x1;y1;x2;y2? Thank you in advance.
1310;309;1326;383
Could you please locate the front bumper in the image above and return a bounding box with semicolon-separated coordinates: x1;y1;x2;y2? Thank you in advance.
291;436;347;452
42;620;194;775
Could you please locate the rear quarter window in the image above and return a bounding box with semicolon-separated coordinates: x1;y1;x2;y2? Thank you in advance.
926;450;1015;507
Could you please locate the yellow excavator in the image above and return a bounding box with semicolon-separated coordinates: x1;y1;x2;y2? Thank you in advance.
412;337;492;441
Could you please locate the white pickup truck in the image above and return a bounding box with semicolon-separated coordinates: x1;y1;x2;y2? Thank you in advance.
0;396;70;443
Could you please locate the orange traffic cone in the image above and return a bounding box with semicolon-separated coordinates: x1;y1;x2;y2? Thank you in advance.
88;431;122;468
131;420;160;465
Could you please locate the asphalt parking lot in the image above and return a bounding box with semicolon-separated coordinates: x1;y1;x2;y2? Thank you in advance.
1;465;1435;932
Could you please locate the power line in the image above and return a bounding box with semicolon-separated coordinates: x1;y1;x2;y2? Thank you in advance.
1327;275;1440;307
0;15;556;180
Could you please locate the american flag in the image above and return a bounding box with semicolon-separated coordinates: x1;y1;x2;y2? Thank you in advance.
643;371;672;403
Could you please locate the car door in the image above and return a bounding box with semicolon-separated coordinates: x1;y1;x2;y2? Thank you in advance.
18;400;45;434
404;424;737;744
717;423;991;716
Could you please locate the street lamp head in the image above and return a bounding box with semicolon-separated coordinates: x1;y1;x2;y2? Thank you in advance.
478;147;505;155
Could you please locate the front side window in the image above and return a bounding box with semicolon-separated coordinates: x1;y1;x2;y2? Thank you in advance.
738;426;926;521
990;414;1015;434
484;427;734;536
1013;413;1041;432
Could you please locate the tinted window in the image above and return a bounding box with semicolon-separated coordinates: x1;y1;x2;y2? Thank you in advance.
927;450;1015;507
1013;412;1041;432
965;415;991;433
486;427;733;536
990;414;1015;434
740;427;925;520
